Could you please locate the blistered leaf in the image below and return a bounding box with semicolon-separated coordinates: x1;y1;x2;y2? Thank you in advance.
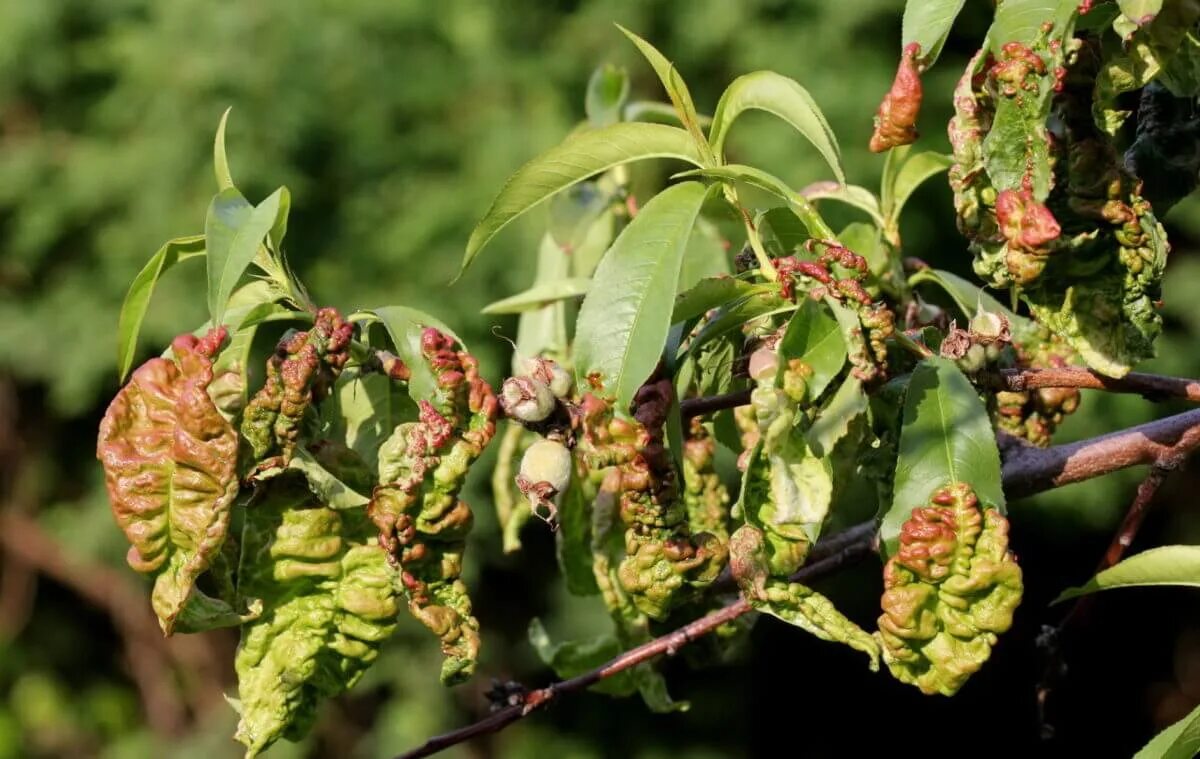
806;375;867;457
989;0;1077;54
116;235;206;382
97;328;238;633
356;305;460;402
234;479;398;757
877;483;1022;695
709;71;845;182
1054;545;1200;602
884;357;1005;556
463;123;704;272
575;181;711;408
870;43;925;153
776;297;847;400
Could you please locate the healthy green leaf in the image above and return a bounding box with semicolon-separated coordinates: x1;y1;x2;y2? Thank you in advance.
616;25;714;164
883;357;1005;556
116;235;206;381
1119;0;1164;26
776;297;847;400
802;182;886;229
989;0;1076;53
205;187;286;325
481;277;591;314
687;291;794;357
575;181;710;408
679;164;836;239
528;619;634;696
1134;700;1200;759
214;107;235;191
463;123;704;272
586;64;631;128
709;71;845;183
679;218;731;292
880;146;953;225
902;0;967;66
355;306;461;402
287;447;370;510
1053;545;1200;603
516;234;572;372
672;278;771;325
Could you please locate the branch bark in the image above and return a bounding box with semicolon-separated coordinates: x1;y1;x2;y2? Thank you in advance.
997;367;1200;402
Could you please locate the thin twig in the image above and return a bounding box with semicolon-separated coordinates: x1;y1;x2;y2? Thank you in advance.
394;539;875;759
680;389;751;421
998;367;1200;403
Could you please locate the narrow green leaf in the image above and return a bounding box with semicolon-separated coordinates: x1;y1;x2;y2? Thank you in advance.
709;71;845;183
616;25;714;164
902;0;968;66
356;306;461;402
268;186;292;250
883;357;1005;556
908;268;1035;339
205;187;285;325
688;292;794;358
287;447;370;510
575;181;710;409
678;164;836;239
214;107;234;191
880;146;953;225
557;480;601;596
776;298;847;400
586;64;631;128
516;234;572;373
678;218;731;292
802;182;886;229
624;101;714;128
528;619;634;696
673;278;772;325
482;278;591;315
806;375;867;457
463;123;703;272
1054;545;1200;603
116;235;206;381
1135;701;1200;759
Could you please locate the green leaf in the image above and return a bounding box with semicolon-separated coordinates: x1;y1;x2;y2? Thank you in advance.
883;357;1005;556
616;25;714;164
286;447;370;510
624;100;713;128
321;372;416;472
214;107;235;191
687;291;794;358
806;375;867;457
516;234;572;373
356;306;461;402
116;235;205;381
802;182;886;229
709;71;845;183
481;278;591;314
679;218;731;292
776;298;847;400
575;181;710;409
880;146;953;226
989;0;1076;53
557;480;601;596
672;278;772;325
679;164;836;239
1135;701;1200;759
205;187;286;325
908;268;1036;339
463;123;703;272
586;64;631;128
902;0;967;66
528;619;634;696
1053;545;1200;603
1118;0;1163;26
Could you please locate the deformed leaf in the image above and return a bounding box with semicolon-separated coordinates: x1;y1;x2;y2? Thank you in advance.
234;479;399;757
97;327;238;633
575;181;710;408
1053;545;1200;603
806;375;867;457
116;234;206;382
776;296;847;400
357;305;460;402
883;357;1005;556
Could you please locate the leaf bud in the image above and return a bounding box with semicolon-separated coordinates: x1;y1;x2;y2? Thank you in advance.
500;376;555;423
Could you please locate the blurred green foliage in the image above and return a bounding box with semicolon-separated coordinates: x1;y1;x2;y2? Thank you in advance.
3;1;1200;757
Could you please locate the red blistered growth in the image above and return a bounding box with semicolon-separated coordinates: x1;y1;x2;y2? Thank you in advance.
1078;0;1095;13
870;42;924;152
996;188;1061;252
990;43;1047;97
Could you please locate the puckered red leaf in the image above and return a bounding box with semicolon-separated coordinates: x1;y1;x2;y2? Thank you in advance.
876;483;1022;695
369;328;498;684
234;478;399;757
97;327;238;633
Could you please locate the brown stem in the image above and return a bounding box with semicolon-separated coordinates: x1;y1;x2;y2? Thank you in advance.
393;541;873;759
680;389;751;421
998;367;1200;402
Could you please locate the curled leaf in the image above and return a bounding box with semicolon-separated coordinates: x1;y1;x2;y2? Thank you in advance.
97;327;238;633
870;43;924;153
876;483;1022;695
